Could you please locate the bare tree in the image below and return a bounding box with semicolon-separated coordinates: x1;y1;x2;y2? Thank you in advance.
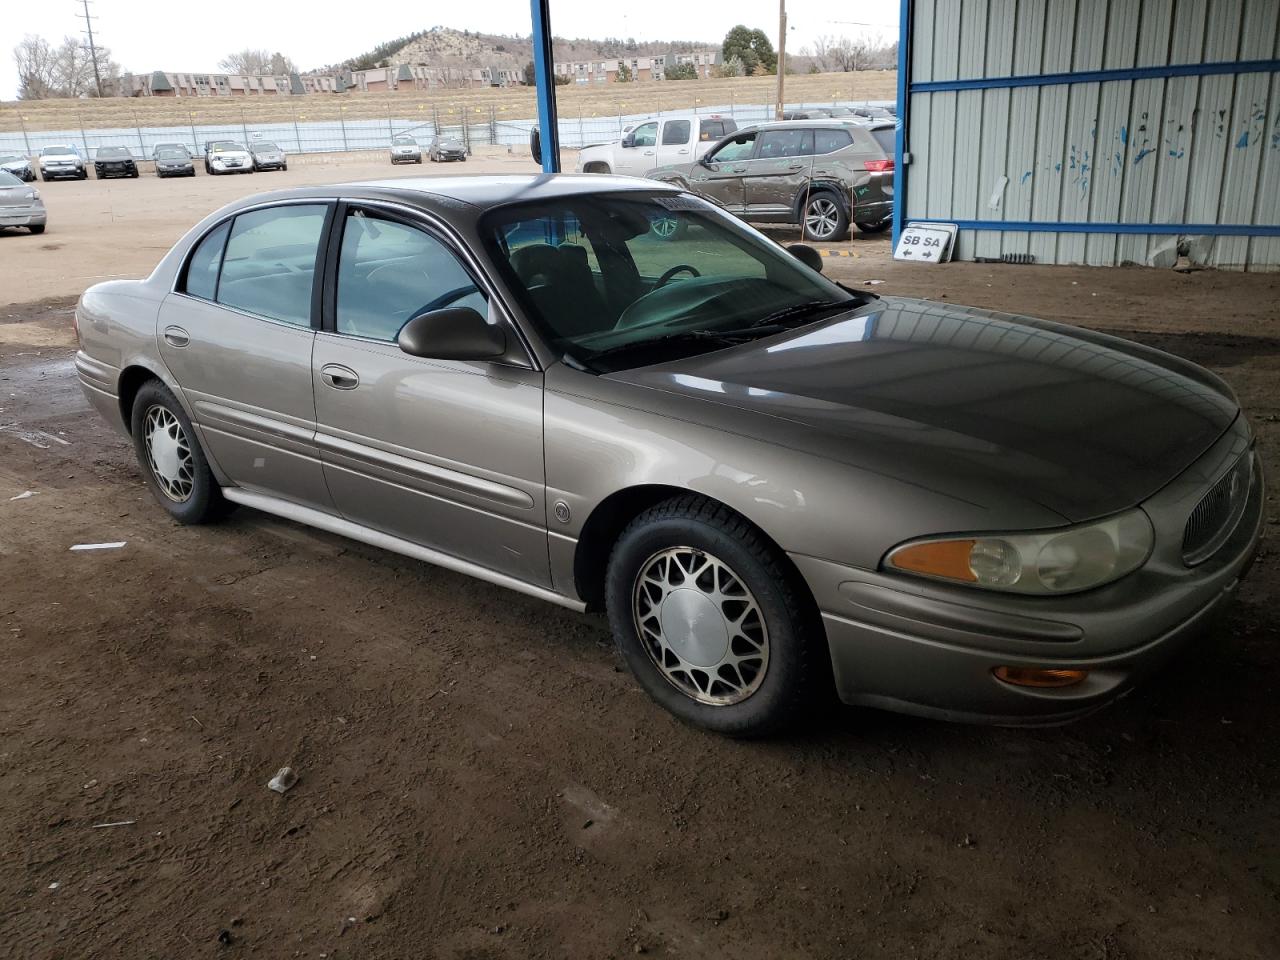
801;33;896;73
14;35;58;99
218;48;296;75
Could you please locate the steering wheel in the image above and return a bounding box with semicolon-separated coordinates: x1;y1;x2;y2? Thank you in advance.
655;264;701;288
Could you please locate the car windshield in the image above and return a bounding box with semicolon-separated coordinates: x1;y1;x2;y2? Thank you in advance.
212;142;244;152
0;171;22;187
157;149;188;160
255;142;280;152
42;146;75;156
483;192;864;373
97;147;130;159
393;136;417;145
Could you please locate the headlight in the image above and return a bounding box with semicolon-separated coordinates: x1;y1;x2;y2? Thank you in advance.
884;509;1154;595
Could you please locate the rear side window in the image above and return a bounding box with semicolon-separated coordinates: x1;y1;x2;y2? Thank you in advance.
216;205;328;326
184;221;230;301
699;119;736;140
870;127;896;154
813;129;854;154
757;128;814;159
661;120;691;145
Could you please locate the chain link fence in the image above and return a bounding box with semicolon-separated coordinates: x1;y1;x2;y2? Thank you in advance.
0;96;894;162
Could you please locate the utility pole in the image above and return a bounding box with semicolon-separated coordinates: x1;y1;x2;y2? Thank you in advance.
77;0;105;98
775;0;787;119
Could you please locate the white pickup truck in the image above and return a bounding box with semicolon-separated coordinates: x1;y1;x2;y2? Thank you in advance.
574;113;738;178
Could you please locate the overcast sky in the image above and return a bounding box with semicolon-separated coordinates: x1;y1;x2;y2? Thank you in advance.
1;0;899;100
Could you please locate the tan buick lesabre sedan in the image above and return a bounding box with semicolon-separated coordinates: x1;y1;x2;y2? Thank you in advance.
74;175;1264;736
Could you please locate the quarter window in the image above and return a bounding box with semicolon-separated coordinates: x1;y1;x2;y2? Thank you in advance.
699;119;737;140
661;120;690;145
216;204;328;326
335;210;484;342
184;221;230;301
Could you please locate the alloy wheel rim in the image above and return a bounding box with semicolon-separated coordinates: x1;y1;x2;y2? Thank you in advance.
144;405;194;502
632;547;769;706
805;198;839;239
651;216;679;239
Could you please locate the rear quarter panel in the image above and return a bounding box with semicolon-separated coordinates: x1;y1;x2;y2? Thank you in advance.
76;281;176;431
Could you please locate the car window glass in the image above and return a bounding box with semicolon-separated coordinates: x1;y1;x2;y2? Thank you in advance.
184;221;230;301
870;128;896;154
631;122;658;147
813;129;854;154
661;120;690;145
216;205;327;326
0;171;22;187
336;211;485;342
757;128;814;159
709;134;756;163
699;119;734;140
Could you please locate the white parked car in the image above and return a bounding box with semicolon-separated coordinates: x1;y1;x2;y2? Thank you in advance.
203;141;255;175
575;114;738;177
39;144;87;181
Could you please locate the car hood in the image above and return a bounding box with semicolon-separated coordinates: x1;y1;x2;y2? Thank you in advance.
211;151;251;160
606;297;1238;523
0;159;29;169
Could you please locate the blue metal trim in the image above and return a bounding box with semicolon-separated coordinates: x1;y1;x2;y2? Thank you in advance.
529;0;560;173
945;219;1280;237
913;58;1280;93
891;0;910;251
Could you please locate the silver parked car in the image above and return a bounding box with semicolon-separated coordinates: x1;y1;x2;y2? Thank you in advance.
0;153;36;182
39;144;87;181
0;170;46;233
250;141;288;172
74;176;1264;736
390;135;422;164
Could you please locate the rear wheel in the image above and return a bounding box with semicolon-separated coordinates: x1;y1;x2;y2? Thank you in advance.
29;225;45;235
855;218;891;234
605;495;823;737
130;380;228;524
802;193;850;242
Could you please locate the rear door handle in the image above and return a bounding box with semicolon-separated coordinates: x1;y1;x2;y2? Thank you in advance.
162;325;190;348
320;364;359;390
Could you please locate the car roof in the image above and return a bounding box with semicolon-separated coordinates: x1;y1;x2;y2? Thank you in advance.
343;173;679;207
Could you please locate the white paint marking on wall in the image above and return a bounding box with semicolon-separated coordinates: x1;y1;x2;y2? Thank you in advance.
989;175;1010;210
70;541;127;551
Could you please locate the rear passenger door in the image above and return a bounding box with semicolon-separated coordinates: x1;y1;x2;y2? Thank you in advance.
311;204;550;586
157;202;334;511
655;118;692;167
742;127;815;217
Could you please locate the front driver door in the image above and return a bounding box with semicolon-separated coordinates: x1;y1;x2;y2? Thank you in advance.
311;204;550;586
687;132;754;213
614;121;658;176
157;202;334;511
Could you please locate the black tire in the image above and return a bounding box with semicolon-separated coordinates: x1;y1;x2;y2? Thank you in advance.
29;225;45;235
855;218;891;234
129;380;229;524
78;169;88;180
605;494;825;737
801;192;850;242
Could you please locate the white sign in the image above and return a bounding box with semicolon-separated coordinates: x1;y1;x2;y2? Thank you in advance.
894;226;952;263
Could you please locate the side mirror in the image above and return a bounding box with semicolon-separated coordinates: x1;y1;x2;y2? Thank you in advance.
397;307;507;361
621;132;636;148
788;243;824;273
698;154;714;168
529;127;541;164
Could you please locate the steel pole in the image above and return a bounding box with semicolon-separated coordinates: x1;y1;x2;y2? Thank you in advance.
529;0;560;172
775;0;787;120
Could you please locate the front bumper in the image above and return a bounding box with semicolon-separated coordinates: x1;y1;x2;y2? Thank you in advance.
391;150;421;162
796;417;1265;724
41;164;83;179
96;163;136;177
2;166;35;182
253;156;286;169
210;158;250;171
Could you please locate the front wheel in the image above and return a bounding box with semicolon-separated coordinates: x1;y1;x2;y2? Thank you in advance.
606;495;824;737
29;225;45;235
130;380;229;524
802;194;850;242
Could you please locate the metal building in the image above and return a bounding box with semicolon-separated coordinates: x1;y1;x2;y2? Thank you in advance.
894;0;1280;270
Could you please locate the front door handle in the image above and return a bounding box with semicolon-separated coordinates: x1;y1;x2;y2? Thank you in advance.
320;364;359;390
730;166;747;173
162;325;190;348
788;162;805;170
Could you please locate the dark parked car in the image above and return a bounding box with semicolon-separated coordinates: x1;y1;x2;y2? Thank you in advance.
648;120;895;241
155;147;195;178
72;175;1264;736
0;153;36;182
250;142;288;172
152;142;191;161
94;146;139;179
427;136;467;162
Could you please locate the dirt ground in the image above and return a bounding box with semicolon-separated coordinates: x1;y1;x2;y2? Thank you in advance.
1;161;1279;960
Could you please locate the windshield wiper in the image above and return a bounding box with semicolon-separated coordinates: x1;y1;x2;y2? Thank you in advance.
587;329;749;365
747;299;855;329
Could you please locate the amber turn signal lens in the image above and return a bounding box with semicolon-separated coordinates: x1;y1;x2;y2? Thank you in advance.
888;539;978;582
993;666;1089;688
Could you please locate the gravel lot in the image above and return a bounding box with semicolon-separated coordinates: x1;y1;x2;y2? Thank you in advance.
1;157;1278;959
